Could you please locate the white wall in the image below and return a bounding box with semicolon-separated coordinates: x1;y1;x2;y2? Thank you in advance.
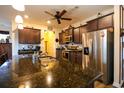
0;16;11;31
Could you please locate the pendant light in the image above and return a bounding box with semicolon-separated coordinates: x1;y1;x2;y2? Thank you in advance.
15;15;24;29
15;15;23;24
17;23;24;29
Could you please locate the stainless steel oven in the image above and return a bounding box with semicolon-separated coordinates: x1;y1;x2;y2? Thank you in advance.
62;51;69;60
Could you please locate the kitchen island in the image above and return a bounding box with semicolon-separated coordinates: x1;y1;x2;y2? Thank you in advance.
0;55;102;88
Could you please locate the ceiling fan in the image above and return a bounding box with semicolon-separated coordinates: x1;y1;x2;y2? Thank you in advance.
44;9;72;24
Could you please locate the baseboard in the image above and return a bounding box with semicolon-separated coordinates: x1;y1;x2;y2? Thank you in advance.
112;82;121;88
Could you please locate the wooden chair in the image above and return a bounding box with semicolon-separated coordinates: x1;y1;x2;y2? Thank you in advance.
87;72;104;88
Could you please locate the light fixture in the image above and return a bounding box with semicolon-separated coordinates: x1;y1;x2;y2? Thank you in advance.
24;15;29;19
17;23;24;29
15;15;23;24
47;20;51;24
12;4;25;11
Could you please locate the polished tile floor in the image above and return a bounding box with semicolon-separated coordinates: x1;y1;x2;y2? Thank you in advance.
95;81;112;88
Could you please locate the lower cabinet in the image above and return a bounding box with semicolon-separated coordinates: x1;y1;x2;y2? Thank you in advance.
69;51;82;64
56;49;82;65
56;49;62;60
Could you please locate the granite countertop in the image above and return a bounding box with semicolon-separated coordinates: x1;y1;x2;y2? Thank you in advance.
0;43;12;44
64;49;82;52
56;48;82;52
0;55;100;88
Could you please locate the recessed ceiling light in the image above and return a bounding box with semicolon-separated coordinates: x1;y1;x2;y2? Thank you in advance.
47;20;51;24
24;15;29;19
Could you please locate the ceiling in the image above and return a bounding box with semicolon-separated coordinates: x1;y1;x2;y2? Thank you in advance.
0;5;113;29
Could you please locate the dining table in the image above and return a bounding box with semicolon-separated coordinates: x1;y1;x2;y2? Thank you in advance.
0;55;103;88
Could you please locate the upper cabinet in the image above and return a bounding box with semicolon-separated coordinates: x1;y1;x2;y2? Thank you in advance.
59;13;114;44
98;14;113;29
79;25;87;43
32;29;41;44
87;13;114;32
73;28;80;43
73;25;87;44
87;19;98;31
59;27;74;44
19;28;41;44
59;26;87;44
59;32;63;44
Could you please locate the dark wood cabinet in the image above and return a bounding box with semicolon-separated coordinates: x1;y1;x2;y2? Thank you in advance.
69;51;76;63
76;51;82;64
56;49;62;60
59;32;63;44
31;29;41;44
79;25;87;43
19;28;41;44
98;14;113;29
73;28;80;43
87;13;113;32
0;43;12;59
19;28;28;43
69;51;82;64
87;19;98;31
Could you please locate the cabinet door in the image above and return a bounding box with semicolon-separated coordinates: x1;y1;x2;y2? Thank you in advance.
74;28;80;43
98;14;113;29
59;33;63;44
79;25;87;44
56;49;62;60
65;29;69;36
76;52;82;64
69;28;74;35
69;51;73;62
32;29;40;44
56;50;60;60
19;28;40;44
87;19;98;31
26;29;33;44
19;28;31;44
19;29;27;44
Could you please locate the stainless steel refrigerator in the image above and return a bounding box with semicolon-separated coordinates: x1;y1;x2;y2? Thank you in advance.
82;29;114;84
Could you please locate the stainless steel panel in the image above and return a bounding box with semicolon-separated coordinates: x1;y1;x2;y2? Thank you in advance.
82;29;113;84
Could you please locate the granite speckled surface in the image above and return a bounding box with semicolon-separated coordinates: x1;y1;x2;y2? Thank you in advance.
0;55;99;88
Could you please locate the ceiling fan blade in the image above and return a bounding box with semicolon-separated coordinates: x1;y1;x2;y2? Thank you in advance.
59;10;67;17
50;18;56;20
57;19;61;24
44;11;55;17
61;18;72;20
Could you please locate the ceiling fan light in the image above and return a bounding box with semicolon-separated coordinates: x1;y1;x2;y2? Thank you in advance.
47;20;51;24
